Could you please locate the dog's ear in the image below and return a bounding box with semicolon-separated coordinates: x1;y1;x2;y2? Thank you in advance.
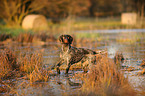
59;35;64;43
68;35;73;44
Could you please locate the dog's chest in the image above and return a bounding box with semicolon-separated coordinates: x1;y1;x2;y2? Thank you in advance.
60;51;71;61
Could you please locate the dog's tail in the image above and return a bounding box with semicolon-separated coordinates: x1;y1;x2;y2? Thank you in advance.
95;49;108;55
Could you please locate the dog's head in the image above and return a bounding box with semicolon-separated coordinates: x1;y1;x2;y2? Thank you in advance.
59;35;73;44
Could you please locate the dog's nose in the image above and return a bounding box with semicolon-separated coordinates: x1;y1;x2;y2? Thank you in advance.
64;38;69;43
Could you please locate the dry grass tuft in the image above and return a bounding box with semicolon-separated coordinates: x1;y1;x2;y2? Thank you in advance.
0;49;18;80
80;55;136;96
0;48;49;83
19;52;49;82
28;69;49;83
19;52;42;73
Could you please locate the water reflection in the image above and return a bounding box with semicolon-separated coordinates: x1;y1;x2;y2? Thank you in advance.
48;72;82;96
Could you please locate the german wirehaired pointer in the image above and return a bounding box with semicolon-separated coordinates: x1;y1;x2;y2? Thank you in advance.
56;35;97;74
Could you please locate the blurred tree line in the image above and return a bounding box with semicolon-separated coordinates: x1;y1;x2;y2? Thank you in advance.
0;0;144;26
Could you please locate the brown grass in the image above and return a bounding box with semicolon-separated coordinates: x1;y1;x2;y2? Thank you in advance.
18;51;49;83
0;49;19;80
80;55;136;96
0;48;49;82
19;52;42;73
28;69;49;83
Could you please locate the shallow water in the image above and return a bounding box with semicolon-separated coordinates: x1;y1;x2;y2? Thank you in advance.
76;29;145;33
1;29;145;95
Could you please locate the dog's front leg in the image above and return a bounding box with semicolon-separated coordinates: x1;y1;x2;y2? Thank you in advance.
56;60;64;74
65;56;72;74
65;63;71;74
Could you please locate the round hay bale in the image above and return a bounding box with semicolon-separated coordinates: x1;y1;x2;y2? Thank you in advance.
22;14;48;30
121;13;137;25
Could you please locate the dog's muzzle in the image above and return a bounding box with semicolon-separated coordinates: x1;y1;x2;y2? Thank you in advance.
64;39;69;43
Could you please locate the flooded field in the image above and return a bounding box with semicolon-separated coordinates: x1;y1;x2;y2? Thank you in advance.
0;29;145;95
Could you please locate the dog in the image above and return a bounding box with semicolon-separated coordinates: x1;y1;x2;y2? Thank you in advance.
56;35;97;74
